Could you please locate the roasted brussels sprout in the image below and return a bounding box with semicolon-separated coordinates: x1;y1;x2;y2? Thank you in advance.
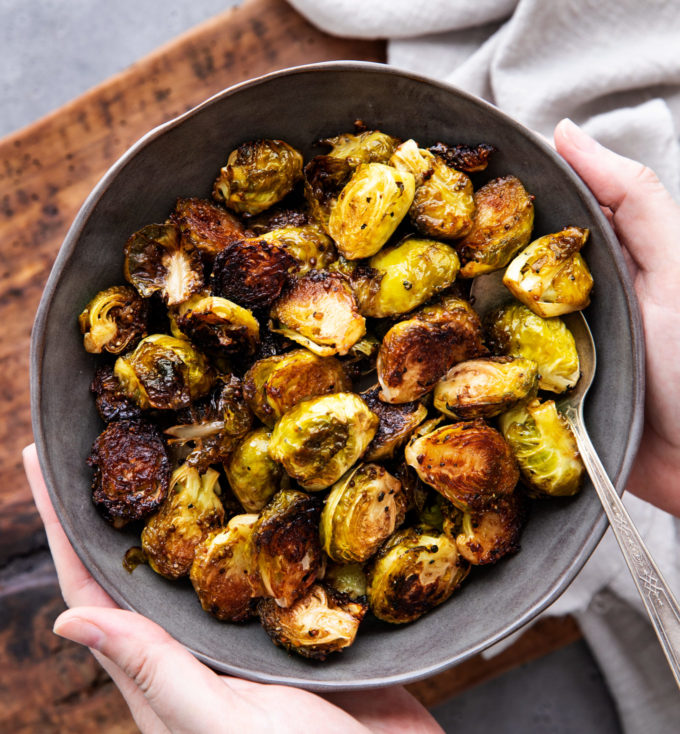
213;139;303;216
321;463;407;564
78;285;148;354
367;526;469;624
269;271;366;356
357;236;460;318
428;141;497;173
486;303;580;393
319;128;400;167
456;176;534;278
172;293;260;357
405;421;519;511
390;140;475;240
224;427;287;513
211;238;296;311
260;222;337;275
377;296;487;403
361;386;428;462
88;420;170;527
247;206;309;234
453;494;525;565
323;562;368;600
303;155;353;231
90;366;142;422
141;464;224;579
499;398;585;497
250;489;322;607
243;349;351;427
328;163;415;259
171;197;246;263
124;223;204;306
268;393;378;490
433;356;538;420
190;514;262;622
503;226;594;317
114;334;214;410
258;584;367;659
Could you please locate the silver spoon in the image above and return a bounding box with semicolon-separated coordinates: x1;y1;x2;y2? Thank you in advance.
471;269;680;687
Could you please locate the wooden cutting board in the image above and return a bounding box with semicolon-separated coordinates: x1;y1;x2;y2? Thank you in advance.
0;1;578;730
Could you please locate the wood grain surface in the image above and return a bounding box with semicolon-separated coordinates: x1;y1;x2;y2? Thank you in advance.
0;0;579;730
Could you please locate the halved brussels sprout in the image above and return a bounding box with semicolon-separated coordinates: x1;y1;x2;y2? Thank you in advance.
361;386;428;462
486;303;580;393
190;514;262;622
78;285;148;354
319;128;400;167
357;236;460;318
114;334;214;411
171;197;246;263
141;464;224;579
268;393;378;490
453;494;525;565
211;238;296;311
258;584;367;659
124;223;204;306
321;463;407;564
90;366;143;422
405;420;519;512
433;356;538;420
269;271;366;356
499;398;585;497
172;293;260;357
390;140;475;240
503;226;594;317
377;296;487;403
88;420;170;527
224;427;287;513
428;142;497;173
260;223;337;275
243;349;351;427
367;526;469;624
328;163;415;259
213;139;303;216
249;489;322;607
323;562;368;600
456;176;534;278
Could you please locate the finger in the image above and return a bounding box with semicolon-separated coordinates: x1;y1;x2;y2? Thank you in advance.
22;444;115;609
554;118;680;273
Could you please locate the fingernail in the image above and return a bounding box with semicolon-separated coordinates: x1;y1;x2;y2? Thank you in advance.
558;118;597;153
54;614;105;650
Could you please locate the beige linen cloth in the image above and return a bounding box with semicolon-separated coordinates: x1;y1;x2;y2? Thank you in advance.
287;0;680;729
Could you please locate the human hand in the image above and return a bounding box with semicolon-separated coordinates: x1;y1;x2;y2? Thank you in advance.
554;119;680;517
23;444;443;734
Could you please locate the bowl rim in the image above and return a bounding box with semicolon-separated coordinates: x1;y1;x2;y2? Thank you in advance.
30;59;645;690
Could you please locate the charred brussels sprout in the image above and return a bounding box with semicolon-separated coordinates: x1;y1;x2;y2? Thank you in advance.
172;293;260;357
319;129;400;167
321;463;407;564
390;140;475;240
260;223;337;275
269;271;366;356
433;356;538;420
90;366;142;422
428;142;496;173
358;236;460;318
268;393;378;490
213;139;303;216
258;584;367;659
141;464;224;579
190;514;262;622
405;421;519;512
456;176;534;278
243;349;351;427
224;427;287;513
171;197;246;263
328;163;415;259
114;334;214;411
499;398;584;497
88;420;170;527
503;226;594;317
124;223;204;306
78;285;148;354
250;489;322;607
324;562;368;600
367;526;469;624
361;386;428;462
486;303;580;393
377;296;487;403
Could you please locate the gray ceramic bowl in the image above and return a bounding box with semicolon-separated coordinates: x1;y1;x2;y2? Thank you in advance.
31;61;644;690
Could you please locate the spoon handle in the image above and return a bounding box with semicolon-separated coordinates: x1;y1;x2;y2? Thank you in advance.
565;406;680;688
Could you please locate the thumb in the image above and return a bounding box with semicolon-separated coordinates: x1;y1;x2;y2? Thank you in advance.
54;607;238;734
